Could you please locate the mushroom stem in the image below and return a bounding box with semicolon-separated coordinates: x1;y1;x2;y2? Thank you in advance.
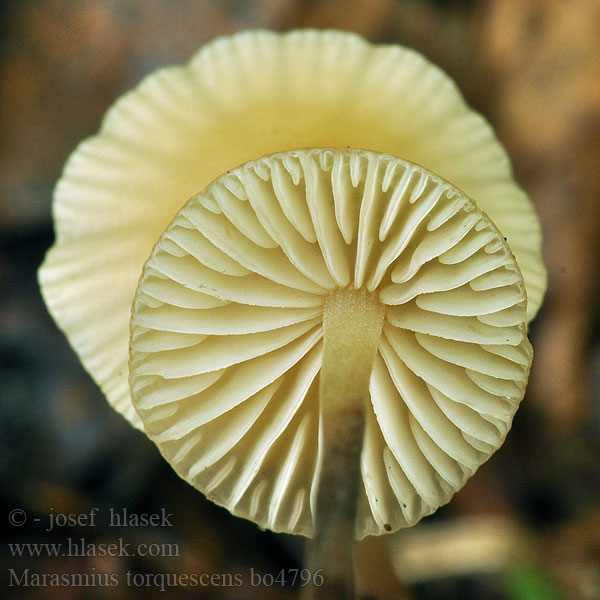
304;287;385;600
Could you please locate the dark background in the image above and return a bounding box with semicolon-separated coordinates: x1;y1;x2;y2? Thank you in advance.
1;1;599;598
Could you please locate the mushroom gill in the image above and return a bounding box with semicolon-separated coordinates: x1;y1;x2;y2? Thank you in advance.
129;149;532;539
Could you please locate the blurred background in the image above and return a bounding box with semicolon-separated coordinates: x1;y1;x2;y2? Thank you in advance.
1;1;599;598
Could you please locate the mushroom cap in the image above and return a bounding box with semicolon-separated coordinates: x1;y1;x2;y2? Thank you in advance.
129;148;532;538
39;29;545;432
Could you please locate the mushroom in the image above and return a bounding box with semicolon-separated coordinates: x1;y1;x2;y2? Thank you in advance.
39;30;546;599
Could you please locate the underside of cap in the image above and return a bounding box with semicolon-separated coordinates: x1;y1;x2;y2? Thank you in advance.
38;29;545;435
129;149;532;538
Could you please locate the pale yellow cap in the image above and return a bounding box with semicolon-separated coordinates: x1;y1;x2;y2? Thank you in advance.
38;32;544;529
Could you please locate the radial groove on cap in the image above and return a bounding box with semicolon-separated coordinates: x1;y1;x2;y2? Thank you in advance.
129;148;532;538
